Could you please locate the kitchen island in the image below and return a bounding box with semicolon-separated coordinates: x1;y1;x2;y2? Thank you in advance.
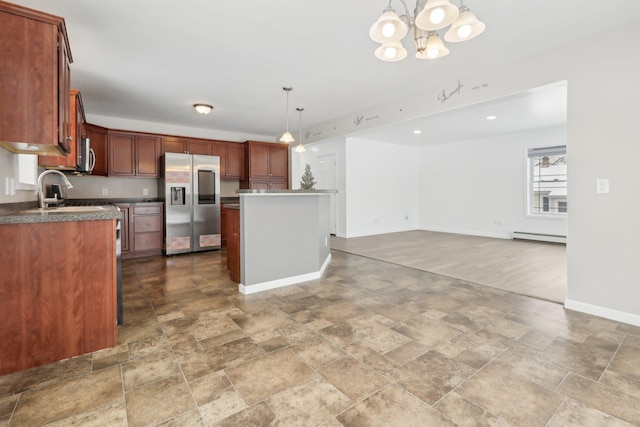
235;190;333;294
0;206;121;375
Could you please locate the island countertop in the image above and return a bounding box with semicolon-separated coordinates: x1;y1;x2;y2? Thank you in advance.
237;189;336;194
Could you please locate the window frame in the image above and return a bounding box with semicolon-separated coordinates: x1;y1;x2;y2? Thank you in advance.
526;145;567;218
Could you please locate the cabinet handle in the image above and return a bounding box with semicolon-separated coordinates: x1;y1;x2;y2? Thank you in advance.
66;136;72;140
146;222;150;226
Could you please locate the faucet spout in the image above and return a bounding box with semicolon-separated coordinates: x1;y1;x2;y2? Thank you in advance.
36;170;74;208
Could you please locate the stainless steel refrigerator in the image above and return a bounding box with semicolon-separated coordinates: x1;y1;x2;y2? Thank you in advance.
161;153;221;255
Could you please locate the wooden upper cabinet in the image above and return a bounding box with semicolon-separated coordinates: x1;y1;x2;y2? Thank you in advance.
187;140;211;155
211;141;244;180
162;137;212;155
85;123;108;176
242;141;289;189
0;3;73;155
39;89;85;169
161;137;186;154
109;131;160;177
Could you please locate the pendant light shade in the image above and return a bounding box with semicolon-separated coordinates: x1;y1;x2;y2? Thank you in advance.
416;31;449;59
369;0;485;62
444;6;485;42
415;0;460;31
294;107;306;153
279;87;295;143
193;103;213;114
375;41;408;62
369;8;408;43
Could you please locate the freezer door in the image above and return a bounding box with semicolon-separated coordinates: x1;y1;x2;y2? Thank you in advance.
192;155;221;251
164;153;193;255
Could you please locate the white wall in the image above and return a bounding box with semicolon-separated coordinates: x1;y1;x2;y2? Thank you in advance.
0;150;37;204
290;138;347;237
344;138;420;238
418;126;567;239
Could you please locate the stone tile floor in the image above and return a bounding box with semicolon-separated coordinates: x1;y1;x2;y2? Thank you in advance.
1;250;639;426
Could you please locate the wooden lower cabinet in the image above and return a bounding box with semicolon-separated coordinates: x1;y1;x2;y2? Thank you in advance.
0;220;117;375
226;207;241;283
117;202;164;259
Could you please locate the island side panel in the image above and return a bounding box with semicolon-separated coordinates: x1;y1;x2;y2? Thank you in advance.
241;194;326;288
0;220;117;375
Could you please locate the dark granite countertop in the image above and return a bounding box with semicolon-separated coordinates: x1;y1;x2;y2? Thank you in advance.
0;205;122;225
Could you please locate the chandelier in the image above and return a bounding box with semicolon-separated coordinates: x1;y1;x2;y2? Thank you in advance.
369;0;485;61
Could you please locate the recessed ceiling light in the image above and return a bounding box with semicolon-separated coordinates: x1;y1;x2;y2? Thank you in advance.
413;130;422;134
486;115;497;120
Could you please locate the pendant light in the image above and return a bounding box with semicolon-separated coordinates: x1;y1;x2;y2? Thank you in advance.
294;107;306;153
279;87;295;143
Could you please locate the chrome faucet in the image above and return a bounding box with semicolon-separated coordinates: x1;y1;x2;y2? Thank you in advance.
36;170;74;208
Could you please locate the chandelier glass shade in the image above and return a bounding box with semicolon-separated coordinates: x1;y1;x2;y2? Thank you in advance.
369;0;485;61
279;87;295;143
294;107;306;153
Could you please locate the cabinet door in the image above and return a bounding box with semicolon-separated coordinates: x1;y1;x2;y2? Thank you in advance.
269;146;288;179
109;133;136;176
226;142;244;179
210;142;227;176
119;205;131;253
161;137;185;154
38;90;80;168
57;31;72;153
86;123;108;176
135;136;160;177
270;180;288;190
187;140;211;155
250;180;270;190
249;144;270;178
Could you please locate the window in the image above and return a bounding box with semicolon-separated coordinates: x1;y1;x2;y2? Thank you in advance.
528;146;567;215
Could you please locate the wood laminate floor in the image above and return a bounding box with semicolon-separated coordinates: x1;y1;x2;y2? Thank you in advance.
331;230;566;303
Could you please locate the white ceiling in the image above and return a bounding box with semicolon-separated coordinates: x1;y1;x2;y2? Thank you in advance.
8;0;640;144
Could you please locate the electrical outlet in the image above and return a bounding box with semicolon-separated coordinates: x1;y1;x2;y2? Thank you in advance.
102;188;108;196
143;188;149;196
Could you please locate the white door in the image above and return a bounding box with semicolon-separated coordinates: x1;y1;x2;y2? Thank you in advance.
316;154;337;235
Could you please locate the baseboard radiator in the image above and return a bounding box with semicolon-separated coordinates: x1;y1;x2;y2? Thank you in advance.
513;231;566;244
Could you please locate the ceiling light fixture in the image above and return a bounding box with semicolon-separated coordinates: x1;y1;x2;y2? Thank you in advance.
279;87;295;143
294;108;306;153
486;115;497;120
413;130;422;134
369;0;485;62
193;103;213;114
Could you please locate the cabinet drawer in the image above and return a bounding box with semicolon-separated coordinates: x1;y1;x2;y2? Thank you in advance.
134;215;162;232
134;205;162;215
134;232;163;251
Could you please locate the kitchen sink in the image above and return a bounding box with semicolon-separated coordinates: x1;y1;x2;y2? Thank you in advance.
23;206;111;213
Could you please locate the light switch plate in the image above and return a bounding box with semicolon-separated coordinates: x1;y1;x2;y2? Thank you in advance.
596;178;610;194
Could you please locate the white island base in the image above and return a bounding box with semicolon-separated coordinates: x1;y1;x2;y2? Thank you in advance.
237;191;332;295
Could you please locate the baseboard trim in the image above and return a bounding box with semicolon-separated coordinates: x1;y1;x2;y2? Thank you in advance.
419;226;512;240
564;299;640;327
239;254;332;295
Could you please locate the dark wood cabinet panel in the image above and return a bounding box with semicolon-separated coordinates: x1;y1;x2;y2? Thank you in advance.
161;137;186;154
109;132;160;177
227;207;241;283
225;142;245;179
0;220;117;375
242;141;289;189
39;90;85;169
109;133;136;175
135;135;160;177
188;140;211;155
0;3;72;155
85;123;108;176
212;141;244;180
117;203;163;258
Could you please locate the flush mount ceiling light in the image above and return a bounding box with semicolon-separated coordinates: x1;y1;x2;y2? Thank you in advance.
294;107;306;153
369;0;485;61
193;104;213;114
279;87;295;143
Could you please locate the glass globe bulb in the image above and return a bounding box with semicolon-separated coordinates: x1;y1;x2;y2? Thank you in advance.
457;24;472;39
430;7;445;25
427;48;439;59
382;22;396;38
385;47;397;59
